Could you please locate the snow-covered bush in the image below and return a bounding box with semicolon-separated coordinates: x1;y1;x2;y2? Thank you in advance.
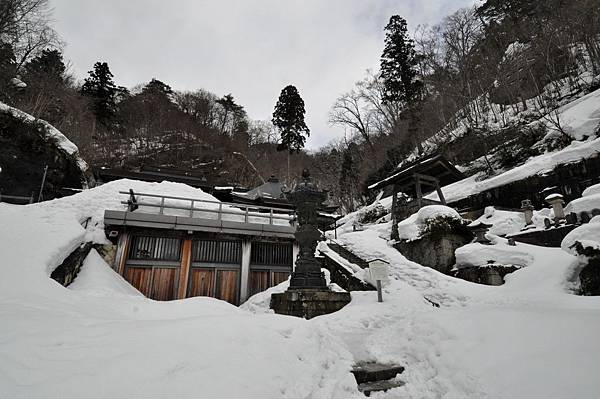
561;216;600;257
358;203;387;224
565;183;600;216
397;205;466;241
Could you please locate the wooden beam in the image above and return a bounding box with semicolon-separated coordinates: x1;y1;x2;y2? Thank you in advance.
391;184;399;240
413;173;439;184
436;183;447;205
415;176;423;209
117;232;131;276
178;238;193;299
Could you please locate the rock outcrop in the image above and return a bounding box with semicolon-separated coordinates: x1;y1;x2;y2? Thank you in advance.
0;102;93;201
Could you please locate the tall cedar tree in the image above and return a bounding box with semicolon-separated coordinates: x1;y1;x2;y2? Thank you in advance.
81;62;119;129
380;15;422;105
272;85;310;153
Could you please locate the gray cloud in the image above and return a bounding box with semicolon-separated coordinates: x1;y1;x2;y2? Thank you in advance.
52;0;476;148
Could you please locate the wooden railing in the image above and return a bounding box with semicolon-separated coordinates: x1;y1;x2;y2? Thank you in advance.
0;192;35;204
119;190;295;226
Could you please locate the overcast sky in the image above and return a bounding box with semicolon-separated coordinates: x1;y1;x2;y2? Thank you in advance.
52;0;476;149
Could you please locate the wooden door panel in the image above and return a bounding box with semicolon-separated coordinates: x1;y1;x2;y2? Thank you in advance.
249;270;269;297
151;267;179;301
125;267;152;297
188;268;215;298
272;271;290;286
216;270;239;305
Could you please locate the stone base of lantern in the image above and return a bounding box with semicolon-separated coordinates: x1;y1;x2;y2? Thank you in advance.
270;289;351;319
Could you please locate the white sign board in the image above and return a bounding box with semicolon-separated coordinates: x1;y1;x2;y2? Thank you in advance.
369;260;389;282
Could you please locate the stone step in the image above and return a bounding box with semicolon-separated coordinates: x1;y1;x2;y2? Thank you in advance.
351;362;405;384
357;379;406;397
327;243;370;269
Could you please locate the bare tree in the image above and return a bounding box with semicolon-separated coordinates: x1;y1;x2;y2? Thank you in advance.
0;0;61;71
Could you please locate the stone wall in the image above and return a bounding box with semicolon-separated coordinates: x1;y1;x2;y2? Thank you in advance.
508;224;578;247
452;265;520;286
394;233;472;274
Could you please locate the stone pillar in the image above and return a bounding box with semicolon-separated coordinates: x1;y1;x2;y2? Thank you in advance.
545;194;565;221
239;239;252;303
521;199;534;225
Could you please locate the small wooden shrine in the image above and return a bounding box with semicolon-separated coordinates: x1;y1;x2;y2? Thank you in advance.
368;153;464;239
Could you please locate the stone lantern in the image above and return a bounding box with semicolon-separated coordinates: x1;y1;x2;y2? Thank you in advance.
521;199;534;225
270;169;351;319
469;220;493;244
285;169;328;289
545;193;565;222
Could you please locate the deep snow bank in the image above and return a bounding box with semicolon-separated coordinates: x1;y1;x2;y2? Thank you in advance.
0;181;363;399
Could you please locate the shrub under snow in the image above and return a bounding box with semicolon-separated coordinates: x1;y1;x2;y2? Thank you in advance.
397;205;463;241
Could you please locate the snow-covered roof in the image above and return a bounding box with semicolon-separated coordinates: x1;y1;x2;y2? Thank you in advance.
232;175;286;201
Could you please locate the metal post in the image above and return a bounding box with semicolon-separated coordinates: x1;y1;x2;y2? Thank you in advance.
376;280;383;302
37;164;48;203
190;200;194;217
159;197;165;215
218;203;223;220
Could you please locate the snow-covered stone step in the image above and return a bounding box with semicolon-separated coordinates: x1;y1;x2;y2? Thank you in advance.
357;379;406;397
352;362;405;384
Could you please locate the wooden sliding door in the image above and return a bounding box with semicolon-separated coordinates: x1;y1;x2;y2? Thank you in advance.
187;239;241;305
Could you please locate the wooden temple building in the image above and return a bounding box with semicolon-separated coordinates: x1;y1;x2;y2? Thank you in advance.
368;154;464;239
104;189;298;305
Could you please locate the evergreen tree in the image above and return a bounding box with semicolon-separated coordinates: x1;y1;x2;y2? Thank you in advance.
142;78;173;99
380;15;423;104
81;62;119;128
216;93;245;136
23;49;66;82
21;49;68;123
0;41;17;102
272;85;309;153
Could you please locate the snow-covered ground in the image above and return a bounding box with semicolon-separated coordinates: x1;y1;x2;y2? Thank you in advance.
2;180;600;398
0;182;361;399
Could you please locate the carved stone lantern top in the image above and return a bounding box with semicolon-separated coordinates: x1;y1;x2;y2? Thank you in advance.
285;169;327;227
